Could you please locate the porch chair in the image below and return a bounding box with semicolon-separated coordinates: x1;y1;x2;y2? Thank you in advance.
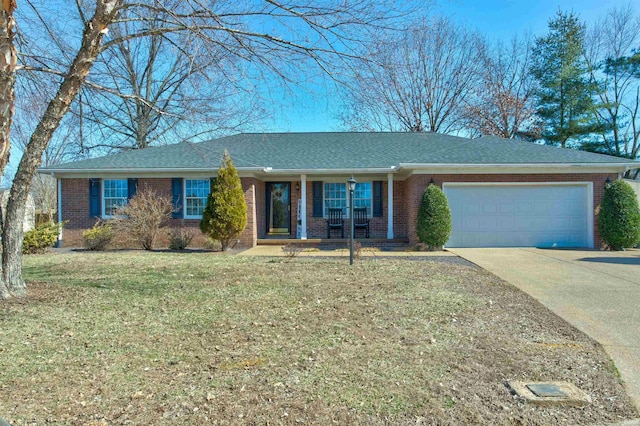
327;208;344;238
353;207;370;238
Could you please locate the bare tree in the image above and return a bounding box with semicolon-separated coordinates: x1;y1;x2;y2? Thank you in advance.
0;0;418;298
340;16;484;133
464;35;540;140
584;4;640;164
0;0;17;298
76;8;265;154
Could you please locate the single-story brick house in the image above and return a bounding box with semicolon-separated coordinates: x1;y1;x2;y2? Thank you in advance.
39;132;640;249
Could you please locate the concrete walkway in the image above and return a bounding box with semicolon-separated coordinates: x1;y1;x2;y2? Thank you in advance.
238;245;457;258
448;248;640;413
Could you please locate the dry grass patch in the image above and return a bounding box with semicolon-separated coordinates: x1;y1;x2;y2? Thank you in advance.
0;251;636;425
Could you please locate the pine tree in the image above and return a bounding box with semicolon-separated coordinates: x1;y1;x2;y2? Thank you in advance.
530;11;601;148
200;151;247;250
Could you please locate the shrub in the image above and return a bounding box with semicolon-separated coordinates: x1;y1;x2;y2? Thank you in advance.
114;187;174;250
204;238;222;251
22;222;60;254
597;179;640;250
416;183;452;250
200;151;247;250
282;243;303;257
168;228;194;251
82;221;114;251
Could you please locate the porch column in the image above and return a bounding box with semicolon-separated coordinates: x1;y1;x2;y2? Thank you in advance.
387;173;394;239
57;177;63;247
300;174;307;239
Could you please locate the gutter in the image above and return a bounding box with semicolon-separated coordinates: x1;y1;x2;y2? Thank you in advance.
38;166;268;176
398;163;640;174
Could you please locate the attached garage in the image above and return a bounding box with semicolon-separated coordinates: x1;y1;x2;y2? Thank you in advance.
443;183;593;248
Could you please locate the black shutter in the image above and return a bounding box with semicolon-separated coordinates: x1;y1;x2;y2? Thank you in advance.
172;178;183;219
373;181;383;217
127;178;138;199
89;178;101;218
312;181;323;217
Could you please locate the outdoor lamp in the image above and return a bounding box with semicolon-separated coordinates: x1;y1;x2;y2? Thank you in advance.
347;176;357;265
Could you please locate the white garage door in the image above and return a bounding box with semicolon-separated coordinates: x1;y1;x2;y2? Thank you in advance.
443;183;592;248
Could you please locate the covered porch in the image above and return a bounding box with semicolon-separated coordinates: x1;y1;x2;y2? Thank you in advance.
253;173;404;242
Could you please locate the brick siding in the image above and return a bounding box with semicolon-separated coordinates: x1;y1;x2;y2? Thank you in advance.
60;177;258;249
60;172;615;249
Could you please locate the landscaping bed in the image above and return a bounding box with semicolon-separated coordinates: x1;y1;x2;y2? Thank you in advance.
0;252;637;425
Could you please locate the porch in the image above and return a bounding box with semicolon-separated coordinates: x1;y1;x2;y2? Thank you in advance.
257;237;410;250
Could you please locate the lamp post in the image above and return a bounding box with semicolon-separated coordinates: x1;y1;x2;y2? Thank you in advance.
347;176;357;265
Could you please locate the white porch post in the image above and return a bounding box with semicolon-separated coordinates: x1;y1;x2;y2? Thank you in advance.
387;173;394;239
300;174;307;239
57;177;63;247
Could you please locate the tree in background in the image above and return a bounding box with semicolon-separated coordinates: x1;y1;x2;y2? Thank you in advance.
416;183;451;250
465;35;541;140
200;151;247;251
583;5;640;168
340;17;483;133
597;179;640;250
75;9;264;154
530;11;600;148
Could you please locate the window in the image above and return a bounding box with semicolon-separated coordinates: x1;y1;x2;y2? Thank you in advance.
324;182;372;216
353;182;372;212
103;179;128;217
185;179;210;218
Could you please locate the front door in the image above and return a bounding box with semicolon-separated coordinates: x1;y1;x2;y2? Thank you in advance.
267;182;291;235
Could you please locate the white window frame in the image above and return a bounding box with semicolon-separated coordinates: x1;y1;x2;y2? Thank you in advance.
102;179;128;218
323;181;372;218
184;178;211;219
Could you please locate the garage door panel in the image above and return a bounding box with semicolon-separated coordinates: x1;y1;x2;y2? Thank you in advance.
444;184;591;248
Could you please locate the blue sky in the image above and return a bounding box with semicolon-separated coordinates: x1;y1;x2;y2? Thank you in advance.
281;0;637;133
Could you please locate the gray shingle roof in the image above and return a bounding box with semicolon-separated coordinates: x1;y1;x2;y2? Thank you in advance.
40;132;640;173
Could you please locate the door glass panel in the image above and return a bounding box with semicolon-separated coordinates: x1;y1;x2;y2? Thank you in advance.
269;183;290;234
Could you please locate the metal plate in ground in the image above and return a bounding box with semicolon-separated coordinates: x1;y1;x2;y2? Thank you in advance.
526;383;568;398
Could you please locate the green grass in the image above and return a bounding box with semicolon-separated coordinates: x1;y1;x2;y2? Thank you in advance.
0;251;636;425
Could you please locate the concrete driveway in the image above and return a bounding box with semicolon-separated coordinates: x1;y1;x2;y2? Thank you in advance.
448;248;640;411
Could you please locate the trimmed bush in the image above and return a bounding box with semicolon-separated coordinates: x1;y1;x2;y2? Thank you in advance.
200;151;247;250
416;183;452;250
82;221;114;251
598;179;640;250
168;227;194;251
22;222;60;254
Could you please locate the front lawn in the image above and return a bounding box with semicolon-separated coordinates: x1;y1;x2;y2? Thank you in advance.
0;252;636;424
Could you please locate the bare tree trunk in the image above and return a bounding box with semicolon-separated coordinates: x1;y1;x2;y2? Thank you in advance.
1;0;120;297
0;0;17;299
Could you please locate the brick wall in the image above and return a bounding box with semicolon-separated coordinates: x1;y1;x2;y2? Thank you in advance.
305;180;407;239
61;172;615;249
405;173;615;247
60;177;258;249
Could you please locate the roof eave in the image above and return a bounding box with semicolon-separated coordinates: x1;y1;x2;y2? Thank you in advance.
399;163;640;174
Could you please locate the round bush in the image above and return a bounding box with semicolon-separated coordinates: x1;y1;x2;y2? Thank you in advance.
22;222;60;254
416;183;452;250
82;221;114;251
598;179;640;250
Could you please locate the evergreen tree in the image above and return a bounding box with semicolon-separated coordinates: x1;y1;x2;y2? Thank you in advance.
598;179;640;250
416;183;452;250
200;151;247;250
530;11;601;148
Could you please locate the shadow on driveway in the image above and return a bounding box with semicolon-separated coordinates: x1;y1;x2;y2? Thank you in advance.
577;256;640;265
